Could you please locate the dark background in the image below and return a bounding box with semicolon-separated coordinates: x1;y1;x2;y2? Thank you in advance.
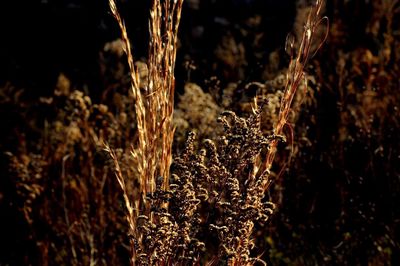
0;0;295;96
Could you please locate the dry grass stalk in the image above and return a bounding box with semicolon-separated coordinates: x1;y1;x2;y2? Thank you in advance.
262;0;328;188
107;0;183;264
103;144;137;263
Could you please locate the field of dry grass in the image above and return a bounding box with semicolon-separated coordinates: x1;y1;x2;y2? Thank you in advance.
0;0;399;265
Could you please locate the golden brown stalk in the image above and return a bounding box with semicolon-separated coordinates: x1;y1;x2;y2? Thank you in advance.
108;0;147;208
107;0;183;264
147;0;183;190
262;0;328;189
104;144;138;264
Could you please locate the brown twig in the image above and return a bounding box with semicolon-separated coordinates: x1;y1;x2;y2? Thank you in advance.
262;0;329;189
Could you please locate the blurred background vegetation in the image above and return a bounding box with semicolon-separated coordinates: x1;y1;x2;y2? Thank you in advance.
0;0;399;265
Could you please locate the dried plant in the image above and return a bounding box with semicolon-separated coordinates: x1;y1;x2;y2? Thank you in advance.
262;0;328;181
192;109;281;265
174;82;221;145
106;0;327;265
5;0;400;265
107;0;183;264
125;107;280;265
5;152;46;224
